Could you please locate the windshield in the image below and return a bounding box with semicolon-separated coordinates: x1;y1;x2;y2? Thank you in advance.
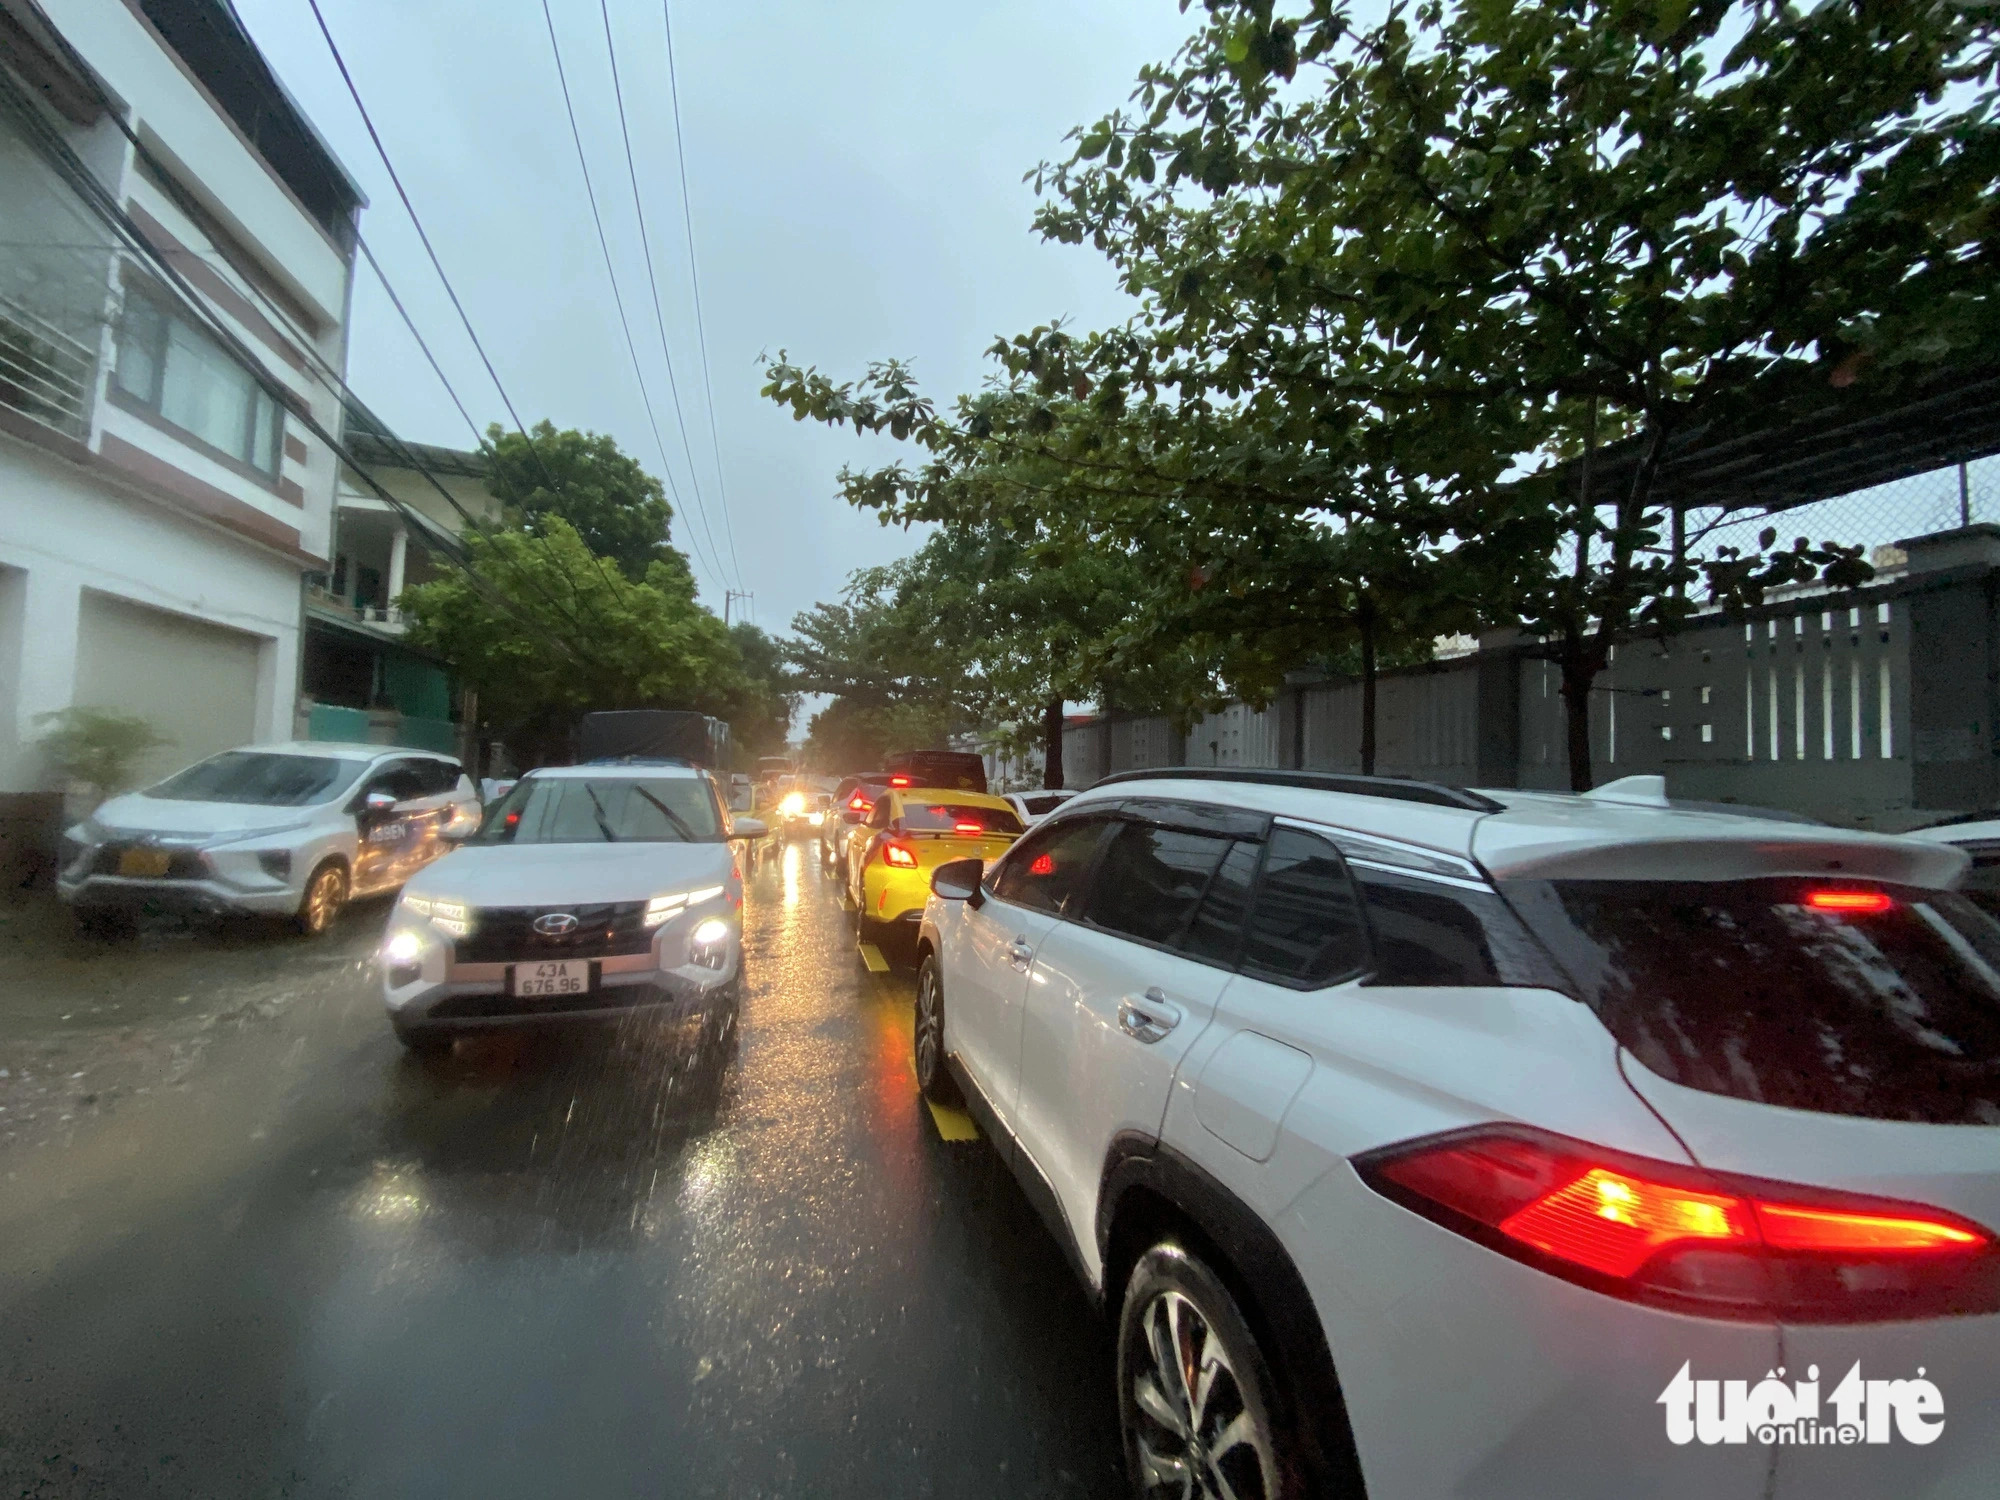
901;801;1023;835
471;775;723;844
1506;876;2000;1125
146;751;365;807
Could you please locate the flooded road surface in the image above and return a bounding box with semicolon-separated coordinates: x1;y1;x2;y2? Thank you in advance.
0;840;1120;1498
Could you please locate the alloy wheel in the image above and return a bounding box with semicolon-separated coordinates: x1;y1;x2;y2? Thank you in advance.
303;865;347;935
914;965;942;1087
1129;1288;1279;1500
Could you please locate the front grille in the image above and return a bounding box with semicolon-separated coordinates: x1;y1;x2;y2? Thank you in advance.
453;902;654;963
428;981;679;1020
91;844;208;879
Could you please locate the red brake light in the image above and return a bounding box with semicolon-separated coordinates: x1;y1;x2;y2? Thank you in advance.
1029;853;1054;876
847;793;872;812
1805;889;1894;914
1357;1126;1997;1323
954;821;983;834
881;840;918;869
889;775;911;787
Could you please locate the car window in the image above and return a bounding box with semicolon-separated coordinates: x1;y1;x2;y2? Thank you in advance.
1084;821;1234;948
472;775;724;844
1358;871;1504;986
1178;838;1263;969
363;760;429;803
1022;794;1066;816
148;751;366;806
901;801;1024;835
1506;875;2000;1125
1241;827;1370;989
991;816;1112;916
868;798;892;830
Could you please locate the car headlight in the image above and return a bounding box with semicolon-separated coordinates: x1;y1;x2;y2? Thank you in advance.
401;895;470;937
644;884;728;927
689;915;731;969
780;792;805;816
383;929;425;966
807;811;824;826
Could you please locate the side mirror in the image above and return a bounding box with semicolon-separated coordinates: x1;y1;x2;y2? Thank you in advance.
931;857;984;906
729;816;768;841
840;809;865;824
364;791;397;812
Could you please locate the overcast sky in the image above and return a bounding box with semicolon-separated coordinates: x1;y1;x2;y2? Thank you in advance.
231;0;1200;633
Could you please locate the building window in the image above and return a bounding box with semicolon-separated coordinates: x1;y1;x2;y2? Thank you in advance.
114;287;282;477
1701;723;1714;743
1660;724;1673;741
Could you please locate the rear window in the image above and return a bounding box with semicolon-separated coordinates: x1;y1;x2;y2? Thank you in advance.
900;802;1023;835
1508;877;2000;1125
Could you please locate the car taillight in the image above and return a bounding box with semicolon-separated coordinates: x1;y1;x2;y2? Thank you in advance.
888;775;911;787
1804;888;1894;914
1355;1125;1998;1323
881;840;918;869
847;793;872;813
953;821;983;834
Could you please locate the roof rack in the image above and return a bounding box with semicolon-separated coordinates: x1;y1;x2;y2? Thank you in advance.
1093;766;1505;814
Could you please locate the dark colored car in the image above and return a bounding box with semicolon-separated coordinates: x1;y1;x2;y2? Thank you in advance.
822;773;895;872
881;750;987;795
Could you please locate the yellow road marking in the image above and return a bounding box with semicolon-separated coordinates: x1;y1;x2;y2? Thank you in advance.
857;942;890;973
927;1100;979;1140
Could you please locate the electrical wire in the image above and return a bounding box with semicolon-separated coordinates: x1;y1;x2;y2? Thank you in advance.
660;0;746;591
594;0;734;590
300;0;647;608
0;55;603;669
533;0;727;593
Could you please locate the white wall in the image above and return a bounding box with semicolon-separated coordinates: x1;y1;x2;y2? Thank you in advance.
0;434;300;793
38;0;351;325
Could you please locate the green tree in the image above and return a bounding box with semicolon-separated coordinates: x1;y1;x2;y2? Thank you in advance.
35;707;170;806
485;421;689;584
718;622;798;764
401;517;739;764
1024;0;2000;785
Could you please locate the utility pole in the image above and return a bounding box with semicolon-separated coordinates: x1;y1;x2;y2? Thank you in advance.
1960;461;1973;529
724;589;753;627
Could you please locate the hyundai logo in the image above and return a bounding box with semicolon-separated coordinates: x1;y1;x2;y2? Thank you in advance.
532;912;580;936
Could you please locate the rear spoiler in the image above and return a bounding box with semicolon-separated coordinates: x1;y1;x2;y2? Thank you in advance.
1485;835;1970;889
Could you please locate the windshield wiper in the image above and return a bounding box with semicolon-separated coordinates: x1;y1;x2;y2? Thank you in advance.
630;784;699;842
582;783;619;842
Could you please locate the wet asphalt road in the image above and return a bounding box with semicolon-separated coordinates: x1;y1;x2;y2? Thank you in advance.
0;840;1123;1498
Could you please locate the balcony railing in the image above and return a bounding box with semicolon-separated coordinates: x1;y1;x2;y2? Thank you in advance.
0;293;96;441
306;583;407;632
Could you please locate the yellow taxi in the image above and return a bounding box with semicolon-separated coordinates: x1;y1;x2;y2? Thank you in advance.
844;786;1023;942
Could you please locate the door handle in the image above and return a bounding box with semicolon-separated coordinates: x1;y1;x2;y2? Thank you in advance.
1118;988;1182;1044
1007;937;1036;971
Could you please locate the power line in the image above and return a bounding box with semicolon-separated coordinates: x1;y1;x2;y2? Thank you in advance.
532;0;728;593
660;0;745;591
595;0;734;591
0;68;599;671
300;0;647;611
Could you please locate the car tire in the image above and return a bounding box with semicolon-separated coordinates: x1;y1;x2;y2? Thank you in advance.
72;906;133;940
1118;1242;1295;1500
394;1023;453;1057
294;860;349;936
912;953;961;1106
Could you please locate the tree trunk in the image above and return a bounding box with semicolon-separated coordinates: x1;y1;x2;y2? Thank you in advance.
1558;654;1598;792
1357;600;1378;777
1041;695;1065;790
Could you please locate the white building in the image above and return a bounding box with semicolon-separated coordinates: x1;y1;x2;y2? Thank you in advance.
0;0;360;881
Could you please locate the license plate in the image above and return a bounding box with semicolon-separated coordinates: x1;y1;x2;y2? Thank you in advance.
511;960;591;998
118;849;170;877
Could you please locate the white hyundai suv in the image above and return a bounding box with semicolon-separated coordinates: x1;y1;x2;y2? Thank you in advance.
381;761;765;1054
915;769;1999;1500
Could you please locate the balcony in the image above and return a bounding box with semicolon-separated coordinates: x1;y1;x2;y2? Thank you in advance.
306;581;405;634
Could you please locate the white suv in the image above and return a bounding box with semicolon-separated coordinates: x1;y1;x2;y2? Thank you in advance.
915;769;1999;1500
